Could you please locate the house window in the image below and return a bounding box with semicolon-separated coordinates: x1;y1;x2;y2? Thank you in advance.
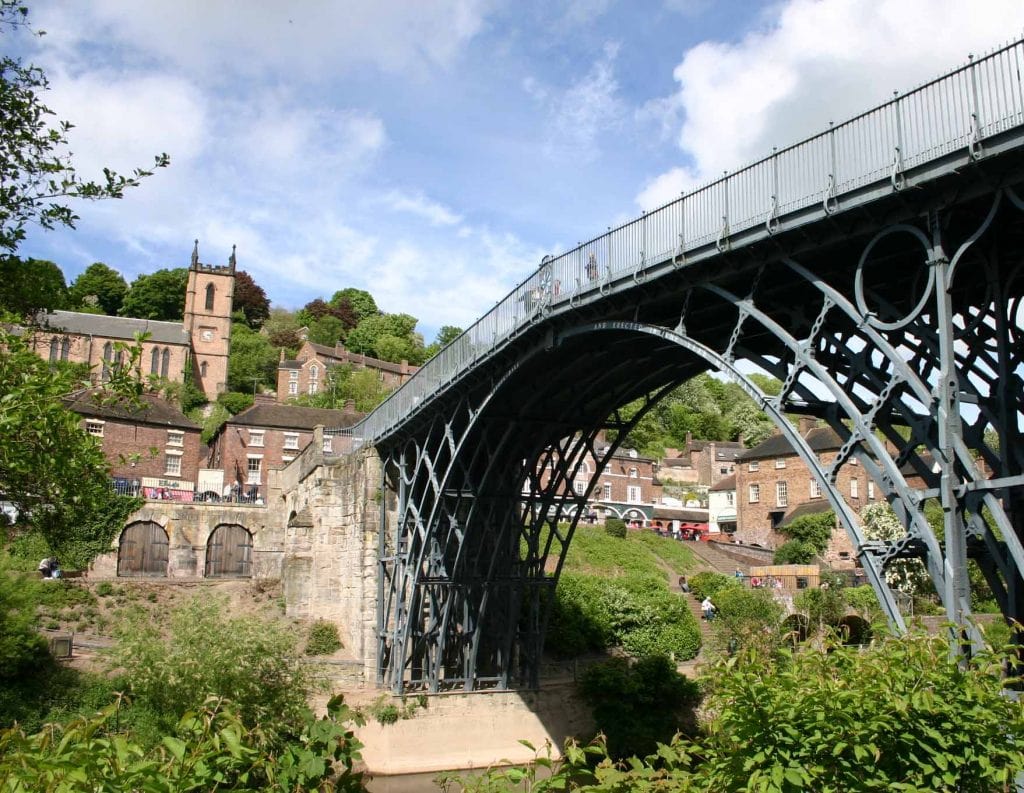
602;482;612;500
628;466;638;479
748;461;759;472
200;361;208;378
867;481;875;500
573;480;587;496
102;342;113;381
289;370;299;382
167;430;184;447
748;484;760;503
310;365;319;380
627;485;641;503
289;382;298;395
282;455;295;464
776;481;788;507
850;478;859;499
249;430;265;447
205;283;215;311
322;436;332;453
810;479;821;499
719;467;729;475
283;433;300;450
246;455;262;485
165;452;182;477
775;458;786;469
85;420;105;437
726;491;735;506
309;381;318;395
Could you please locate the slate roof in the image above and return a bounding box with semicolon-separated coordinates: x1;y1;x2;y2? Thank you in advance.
779;499;835;526
225;403;363;431
736;426;842;460
41;310;190;345
710;473;737;492
63;389;199;429
651;506;709;521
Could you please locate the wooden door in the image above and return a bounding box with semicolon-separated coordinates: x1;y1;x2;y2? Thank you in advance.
205;524;253;577
118;522;169;576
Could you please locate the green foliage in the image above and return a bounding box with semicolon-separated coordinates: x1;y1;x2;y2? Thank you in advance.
108;595;315;733
603;518;626;538
0;256;66;317
330;287;378;322
119;267;188;321
227;321;278;392
861;501;931;594
305;618;343;655
232;269;270;328
631;530;697;575
0;694;367;792
217;390;254;415
773;539;818;565
263;307;303;353
0;1;168;254
359;692;428;726
579;655;699;759
794;586;846;629
67;262;127;315
687;571;739;601
711;586;785;654
777;510;834;553
0;562;49;682
345;312;425;364
843;584;881;613
307;313;346;346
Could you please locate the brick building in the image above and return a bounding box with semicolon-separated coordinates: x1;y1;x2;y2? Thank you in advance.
206;401;363;495
63;389;202;498
734;421;870;567
658;434;745;489
276;341;418;402
30;242;235;401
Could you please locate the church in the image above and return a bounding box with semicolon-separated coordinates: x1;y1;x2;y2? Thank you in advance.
30;242;235;401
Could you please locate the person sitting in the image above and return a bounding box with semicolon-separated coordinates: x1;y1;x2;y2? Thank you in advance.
679;576;690;594
701;596;716;621
37;556;60;579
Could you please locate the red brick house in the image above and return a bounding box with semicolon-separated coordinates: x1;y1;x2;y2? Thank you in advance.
659;434;745;490
206;401;363;495
63;389;203;499
276;341;418;402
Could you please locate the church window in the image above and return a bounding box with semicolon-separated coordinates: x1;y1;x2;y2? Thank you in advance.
161;349;170;378
102;342;113;381
205;283;215;311
150;347;160;374
200;361;208;378
60;338;70;360
48;338;58;361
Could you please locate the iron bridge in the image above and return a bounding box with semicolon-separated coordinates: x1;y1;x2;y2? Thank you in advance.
336;41;1024;692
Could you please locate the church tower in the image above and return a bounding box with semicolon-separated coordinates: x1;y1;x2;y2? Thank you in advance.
183;240;235;400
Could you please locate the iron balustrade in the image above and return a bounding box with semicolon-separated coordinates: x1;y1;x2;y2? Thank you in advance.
333;38;1024;449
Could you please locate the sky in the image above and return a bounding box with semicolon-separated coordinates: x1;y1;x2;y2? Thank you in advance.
12;0;1024;343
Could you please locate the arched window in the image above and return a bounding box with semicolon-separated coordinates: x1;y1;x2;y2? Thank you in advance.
150;347;160;374
161;348;170;378
60;338;70;361
48;337;58;361
102;342;113;381
200;360;208;378
205;283;215;311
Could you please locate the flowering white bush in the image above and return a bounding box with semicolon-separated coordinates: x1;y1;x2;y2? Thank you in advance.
860;502;931;594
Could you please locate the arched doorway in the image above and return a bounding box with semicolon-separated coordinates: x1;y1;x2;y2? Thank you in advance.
205;524;253;577
118;521;169;576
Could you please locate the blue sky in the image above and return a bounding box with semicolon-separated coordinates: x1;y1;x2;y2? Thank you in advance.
14;0;1024;342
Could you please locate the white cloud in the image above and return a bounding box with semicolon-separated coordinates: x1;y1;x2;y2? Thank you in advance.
637;0;1024;209
382;191;463;227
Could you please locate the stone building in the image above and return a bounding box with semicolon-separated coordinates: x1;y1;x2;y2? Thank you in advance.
63;389;202;497
30;242;235;401
206;400;363;496
708;473;737;535
658;434;745;490
276;341;418;402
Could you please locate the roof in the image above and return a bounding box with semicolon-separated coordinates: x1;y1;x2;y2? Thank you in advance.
41;310;190;346
224;403;363;431
63;389;199;429
293;341;417;376
651;506;709;521
779;499;835;526
710;473;737;492
279;360;302;370
736;425;842;461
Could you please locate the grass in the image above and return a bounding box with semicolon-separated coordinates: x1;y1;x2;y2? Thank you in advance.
561;524;699;580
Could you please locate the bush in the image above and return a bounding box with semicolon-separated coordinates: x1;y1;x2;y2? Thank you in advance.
305;619;342;655
579;654;700;759
688;571;739;601
794;586;846;629
843;584;881;613
108;595;314;733
773;539;818;565
712;586;785;654
778;510;834;553
0;564;50;683
604;518;627;538
217;391;254;415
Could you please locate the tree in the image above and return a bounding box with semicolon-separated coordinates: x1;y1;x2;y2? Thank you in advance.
0;1;168;255
67;261;127;315
307;315;345;347
423;325;464;359
119;268;188;320
0;256;66;318
232;270;269;329
226;323;277;392
345;312;425;364
329;287;377;323
263;307;303;353
778;510;835;554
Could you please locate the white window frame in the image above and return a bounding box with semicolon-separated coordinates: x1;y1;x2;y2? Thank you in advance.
867;481;875;500
282;454;296;464
289;382;298;395
726;491;735;506
310;364;319;380
289;369;299;381
628;466;638;479
573;479;587;496
165;450;183;477
748;461;759;472
602;482;612;500
249;430;265;447
748;483;760;503
167;430;184;447
809;478;821;499
627;485;642;503
851;478;859;499
85;419;105;437
322;436;332;453
309;381;318;395
283;432;300;450
246;455;263;485
774;458;787;469
776;480;788;507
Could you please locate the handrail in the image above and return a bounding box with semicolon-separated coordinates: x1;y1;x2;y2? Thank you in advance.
336;38;1024;448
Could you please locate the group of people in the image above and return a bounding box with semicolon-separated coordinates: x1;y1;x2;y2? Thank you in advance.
37;556;61;579
678;576;717;620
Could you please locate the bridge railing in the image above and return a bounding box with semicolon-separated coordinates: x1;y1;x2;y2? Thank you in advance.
338;39;1024;448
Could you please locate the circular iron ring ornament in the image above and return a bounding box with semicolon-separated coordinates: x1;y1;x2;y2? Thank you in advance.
854;223;936;332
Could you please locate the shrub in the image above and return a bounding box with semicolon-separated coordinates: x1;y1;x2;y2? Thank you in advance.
777;510;834;553
108;595;314;733
305;619;342;655
0;564;50;683
546;573;613;657
794;586;846;629
217;391;254;415
604;518;627;538
712;586;785;654
94;581;114;597
773;539;817;565
688;571;739;601
579;654;700;759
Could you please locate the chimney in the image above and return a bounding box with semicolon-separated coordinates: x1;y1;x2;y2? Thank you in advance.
798;416;816;435
279;348;286;363
685;431;693;447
